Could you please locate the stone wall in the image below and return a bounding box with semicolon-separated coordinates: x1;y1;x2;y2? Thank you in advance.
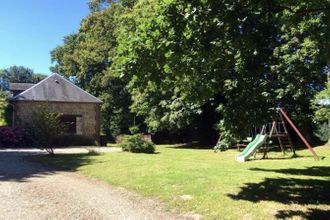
14;101;101;142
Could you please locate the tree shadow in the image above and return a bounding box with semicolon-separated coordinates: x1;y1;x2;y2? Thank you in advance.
250;166;330;177
275;209;330;219
0;150;97;182
228;177;329;205
228;166;330;218
168;142;213;150
30;153;99;171
252;154;307;160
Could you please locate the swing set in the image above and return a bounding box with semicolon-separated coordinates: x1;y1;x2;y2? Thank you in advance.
215;108;319;161
277;108;318;160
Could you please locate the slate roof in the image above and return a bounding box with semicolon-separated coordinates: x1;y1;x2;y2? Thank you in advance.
12;73;102;103
9;83;35;91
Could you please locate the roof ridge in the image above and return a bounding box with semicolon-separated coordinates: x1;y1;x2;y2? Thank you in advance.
12;73;102;103
13;74;53;98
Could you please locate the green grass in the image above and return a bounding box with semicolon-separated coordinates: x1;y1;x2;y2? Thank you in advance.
32;144;330;219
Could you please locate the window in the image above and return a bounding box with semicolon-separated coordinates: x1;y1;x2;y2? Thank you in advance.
60;115;78;134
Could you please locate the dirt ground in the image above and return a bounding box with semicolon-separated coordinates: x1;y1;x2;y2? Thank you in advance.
0;148;189;220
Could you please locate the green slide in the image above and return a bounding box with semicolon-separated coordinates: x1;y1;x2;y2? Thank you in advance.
236;134;268;162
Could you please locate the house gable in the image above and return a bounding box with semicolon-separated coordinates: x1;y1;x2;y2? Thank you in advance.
12;73;102;103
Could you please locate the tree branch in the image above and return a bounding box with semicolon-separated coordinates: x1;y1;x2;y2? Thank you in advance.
296;8;329;15
279;6;329;15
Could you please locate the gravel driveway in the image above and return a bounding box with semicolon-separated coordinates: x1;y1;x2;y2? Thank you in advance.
0;149;183;220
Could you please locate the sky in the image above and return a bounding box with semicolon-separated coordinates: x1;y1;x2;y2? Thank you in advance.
0;0;90;75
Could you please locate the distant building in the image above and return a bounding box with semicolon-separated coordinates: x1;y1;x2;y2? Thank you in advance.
11;73;102;142
9;83;35;97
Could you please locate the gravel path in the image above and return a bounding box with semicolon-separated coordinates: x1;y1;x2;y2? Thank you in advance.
0;149;184;220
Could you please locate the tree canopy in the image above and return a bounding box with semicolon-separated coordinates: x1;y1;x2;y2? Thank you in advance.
51;3;141;138
113;0;328;140
51;0;329;143
312;81;330;122
0;65;47;90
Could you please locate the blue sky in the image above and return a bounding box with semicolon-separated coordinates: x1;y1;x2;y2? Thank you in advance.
0;0;89;75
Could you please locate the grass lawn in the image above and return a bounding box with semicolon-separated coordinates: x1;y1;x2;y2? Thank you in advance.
33;144;330;219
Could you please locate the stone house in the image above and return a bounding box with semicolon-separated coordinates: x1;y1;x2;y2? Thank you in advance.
11;73;102;142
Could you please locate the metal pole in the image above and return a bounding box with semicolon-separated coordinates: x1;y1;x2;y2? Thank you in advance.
279;108;319;160
269;121;276;138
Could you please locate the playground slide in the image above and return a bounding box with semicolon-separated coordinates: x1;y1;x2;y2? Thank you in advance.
236;134;268;162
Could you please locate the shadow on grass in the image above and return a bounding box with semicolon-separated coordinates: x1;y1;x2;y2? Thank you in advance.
251;154;307;161
168;142;213;150
228;166;330;218
31;153;99;171
228;177;329;205
250;166;330;177
275;209;330;219
0;150;98;182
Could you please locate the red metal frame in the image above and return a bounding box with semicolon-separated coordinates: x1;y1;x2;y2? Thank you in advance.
279;108;319;160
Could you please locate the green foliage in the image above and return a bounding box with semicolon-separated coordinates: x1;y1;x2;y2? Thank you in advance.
51;3;140;138
121;134;155;153
0;65;47;90
24;106;66;154
33;73;47;82
88;0;136;11
213;132;236;152
53;0;329;145
271;3;327;135
0;91;8;125
312;81;330;142
314;122;330;142
114;0;328;141
312;81;330;122
0;65;34;85
0;91;13;126
100;76;138;137
129;125;140;134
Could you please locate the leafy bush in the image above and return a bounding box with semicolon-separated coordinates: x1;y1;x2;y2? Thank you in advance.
121;134;155;154
24;107;65;154
314;122;330;142
0;91;13;126
53;134;95;147
311;81;330;143
129;125;140;134
0;126;25;147
213;138;228;152
312;81;330;122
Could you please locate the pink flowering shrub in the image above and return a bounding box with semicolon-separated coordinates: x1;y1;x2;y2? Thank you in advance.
0;126;26;148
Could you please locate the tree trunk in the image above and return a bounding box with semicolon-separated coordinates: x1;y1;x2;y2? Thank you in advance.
46;147;54;155
327;10;330;144
327;9;330;81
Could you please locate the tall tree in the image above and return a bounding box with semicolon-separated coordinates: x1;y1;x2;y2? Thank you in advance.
0;65;33;84
113;0;328;142
0;65;46;90
270;1;328;137
51;2;140;138
52;0;329;144
88;0;136;12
